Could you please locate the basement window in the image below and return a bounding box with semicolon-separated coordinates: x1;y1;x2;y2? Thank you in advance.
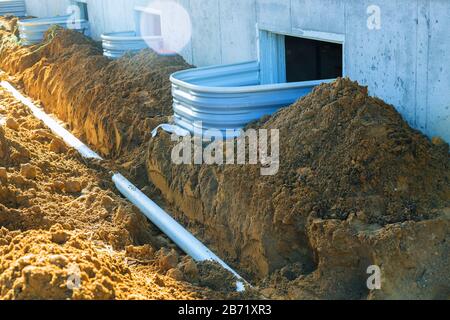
285;36;342;82
73;0;89;20
142;12;162;36
259;30;344;85
135;6;162;37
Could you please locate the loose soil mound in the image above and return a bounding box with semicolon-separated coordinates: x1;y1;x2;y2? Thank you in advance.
147;79;450;298
256;79;449;225
0;226;203;300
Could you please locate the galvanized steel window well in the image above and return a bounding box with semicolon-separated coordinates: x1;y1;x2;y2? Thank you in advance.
18;15;90;45
100;6;165;59
0;0;26;17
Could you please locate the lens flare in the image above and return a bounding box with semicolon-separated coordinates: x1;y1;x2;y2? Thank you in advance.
138;0;192;56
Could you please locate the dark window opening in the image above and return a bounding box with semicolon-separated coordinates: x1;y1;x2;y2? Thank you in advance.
77;2;89;20
285;36;342;82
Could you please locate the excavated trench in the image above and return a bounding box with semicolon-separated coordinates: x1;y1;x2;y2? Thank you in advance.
0;81;244;299
0;26;449;299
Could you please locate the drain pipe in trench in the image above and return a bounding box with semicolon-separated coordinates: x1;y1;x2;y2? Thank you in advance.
0;80;247;292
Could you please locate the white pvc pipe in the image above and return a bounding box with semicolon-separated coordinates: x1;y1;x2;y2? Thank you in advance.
112;173;246;291
0;81;102;160
0;79;246;292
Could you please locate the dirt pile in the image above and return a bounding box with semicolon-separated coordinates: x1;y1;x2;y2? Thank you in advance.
0;226;206;300
254;79;449;225
147;79;450;298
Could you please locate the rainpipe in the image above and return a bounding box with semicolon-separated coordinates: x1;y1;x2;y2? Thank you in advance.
0;79;247;292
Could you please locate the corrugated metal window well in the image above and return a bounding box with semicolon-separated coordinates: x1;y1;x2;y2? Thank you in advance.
101;6;166;59
0;0;26;17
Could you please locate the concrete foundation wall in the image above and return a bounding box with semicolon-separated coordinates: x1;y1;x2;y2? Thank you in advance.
23;0;450;143
24;0;72;17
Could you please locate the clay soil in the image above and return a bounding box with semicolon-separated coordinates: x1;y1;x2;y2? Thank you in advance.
148;79;450;299
0;27;449;300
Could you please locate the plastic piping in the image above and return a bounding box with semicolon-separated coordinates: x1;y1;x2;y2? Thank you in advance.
112;173;246;291
0;79;246;292
0;81;101;159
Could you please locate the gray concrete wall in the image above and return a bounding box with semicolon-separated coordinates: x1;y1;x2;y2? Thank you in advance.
23;0;450;143
25;0;72;17
255;0;450;143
